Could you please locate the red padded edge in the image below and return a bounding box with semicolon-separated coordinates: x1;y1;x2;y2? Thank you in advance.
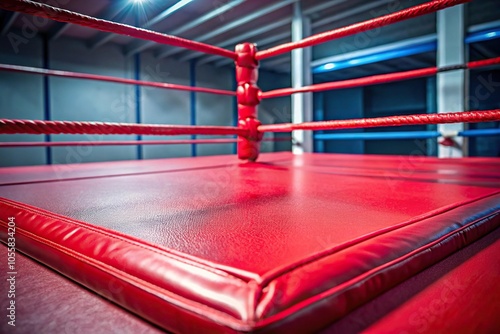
2;229;499;334
1;192;498;332
0;197;257;332
251;195;500;332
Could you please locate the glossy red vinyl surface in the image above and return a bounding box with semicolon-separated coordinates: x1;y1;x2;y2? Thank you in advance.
2;228;499;334
0;152;499;332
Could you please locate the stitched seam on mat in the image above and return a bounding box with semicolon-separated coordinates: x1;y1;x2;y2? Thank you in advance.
258;211;500;326
0;198;246;285
0;163;234;187
259;191;500;286
0;225;253;330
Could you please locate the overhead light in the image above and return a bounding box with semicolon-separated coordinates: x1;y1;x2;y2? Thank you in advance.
142;0;194;27
323;63;335;70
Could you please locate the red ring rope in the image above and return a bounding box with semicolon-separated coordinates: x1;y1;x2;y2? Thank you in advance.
0;64;236;96
0;138;291;147
468;57;500;69
262;68;436;99
0;0;236;59
256;0;470;60
0;119;249;137
258;110;500;133
261;57;500;99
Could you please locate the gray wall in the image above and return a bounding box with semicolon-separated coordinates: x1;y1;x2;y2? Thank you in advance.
196;64;234;156
0;31;290;166
258;70;292;153
141;54;192;159
49;38;137;164
0;34;46;166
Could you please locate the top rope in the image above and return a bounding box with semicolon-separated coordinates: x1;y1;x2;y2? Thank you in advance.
0;0;236;59
256;0;470;60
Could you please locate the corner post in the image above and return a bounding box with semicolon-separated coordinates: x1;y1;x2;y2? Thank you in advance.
235;43;262;161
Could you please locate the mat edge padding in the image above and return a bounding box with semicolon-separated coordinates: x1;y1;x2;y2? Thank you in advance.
0;195;499;333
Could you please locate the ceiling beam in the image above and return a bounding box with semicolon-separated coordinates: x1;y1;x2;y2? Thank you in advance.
155;0;298;59
178;18;291;63
311;0;392;29
48;22;71;41
49;2;127;44
1;12;19;36
145;0;194;28
90;0;196;50
205;0;390;69
124;0;246;57
176;0;349;64
89;9;131;49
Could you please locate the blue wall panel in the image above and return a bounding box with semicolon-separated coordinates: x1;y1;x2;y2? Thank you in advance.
323;87;364;154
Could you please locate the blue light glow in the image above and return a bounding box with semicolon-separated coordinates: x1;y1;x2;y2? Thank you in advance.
313;41;436;74
465;28;500;44
314;131;441;141
313;25;500;74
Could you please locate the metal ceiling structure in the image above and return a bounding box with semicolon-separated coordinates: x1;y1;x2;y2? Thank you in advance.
0;0;499;76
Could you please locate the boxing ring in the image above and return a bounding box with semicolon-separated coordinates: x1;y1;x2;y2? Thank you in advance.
0;0;499;333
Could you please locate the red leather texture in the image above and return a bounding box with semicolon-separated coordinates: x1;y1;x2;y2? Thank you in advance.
2;229;499;334
0;152;499;333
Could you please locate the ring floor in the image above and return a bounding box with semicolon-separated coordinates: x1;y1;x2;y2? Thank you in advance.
0;152;499;333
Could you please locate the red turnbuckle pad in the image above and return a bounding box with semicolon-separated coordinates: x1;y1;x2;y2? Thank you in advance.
235;43;262;161
237;83;261;106
235;43;258;69
238;105;257;120
239;118;263;142
237;118;262;162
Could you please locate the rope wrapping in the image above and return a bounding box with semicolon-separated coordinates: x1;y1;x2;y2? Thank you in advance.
258;110;500;133
256;0;470;60
0;0;236;59
0;119;249;137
